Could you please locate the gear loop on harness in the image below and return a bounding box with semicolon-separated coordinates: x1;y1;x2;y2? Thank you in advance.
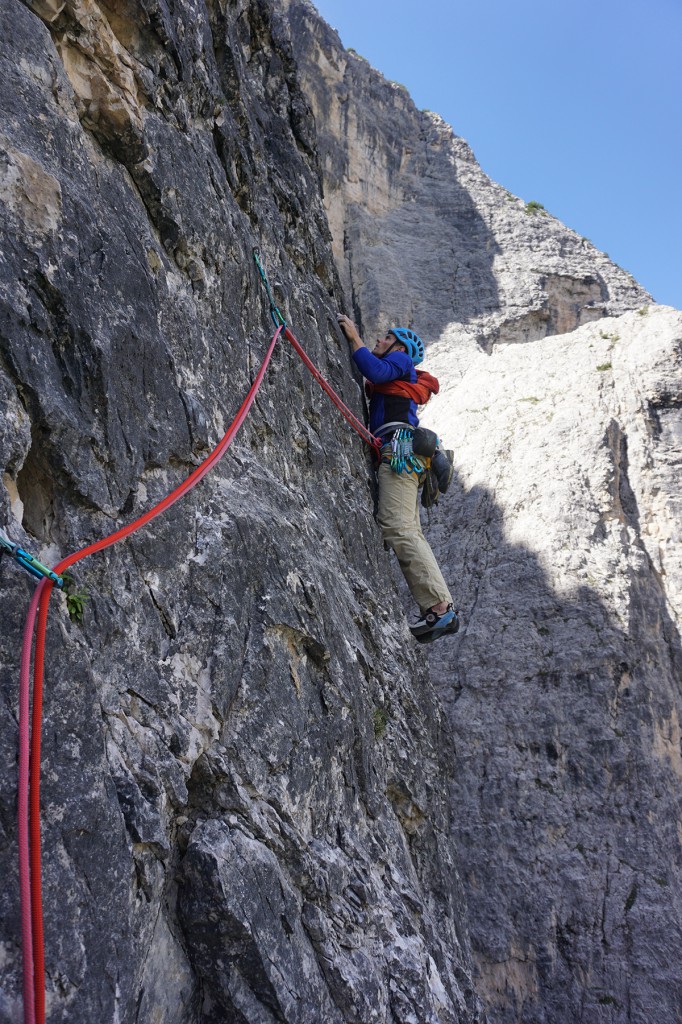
388;427;424;475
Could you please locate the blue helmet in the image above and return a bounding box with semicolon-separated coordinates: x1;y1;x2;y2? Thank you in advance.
388;327;424;366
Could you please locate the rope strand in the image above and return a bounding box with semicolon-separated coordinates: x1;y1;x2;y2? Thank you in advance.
19;325;282;1024
18;262;380;1023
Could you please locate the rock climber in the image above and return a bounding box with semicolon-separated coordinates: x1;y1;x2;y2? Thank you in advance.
336;313;459;643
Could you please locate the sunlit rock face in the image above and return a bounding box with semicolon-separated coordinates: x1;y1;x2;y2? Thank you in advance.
420;306;682;1023
286;7;682;1021
285;0;650;350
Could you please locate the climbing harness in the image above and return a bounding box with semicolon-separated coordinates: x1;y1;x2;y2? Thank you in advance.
0;529;63;588
375;422;436;475
14;250;385;1024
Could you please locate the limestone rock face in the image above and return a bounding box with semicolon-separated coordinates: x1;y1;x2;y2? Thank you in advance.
0;2;478;1022
420;306;682;1023
1;1;680;1023
286;1;651;349
417;307;679;1024
282;12;682;1018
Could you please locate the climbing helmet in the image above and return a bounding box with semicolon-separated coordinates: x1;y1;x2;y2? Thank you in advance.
388;327;424;366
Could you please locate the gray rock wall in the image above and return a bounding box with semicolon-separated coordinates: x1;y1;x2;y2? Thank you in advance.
2;1;680;1023
283;7;682;1021
0;2;479;1021
285;0;650;350
420;308;682;1023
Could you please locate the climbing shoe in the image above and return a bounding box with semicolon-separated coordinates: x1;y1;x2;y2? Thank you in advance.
410;604;460;643
432;448;455;494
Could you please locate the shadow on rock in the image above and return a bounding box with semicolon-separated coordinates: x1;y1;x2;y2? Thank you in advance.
427;481;682;1024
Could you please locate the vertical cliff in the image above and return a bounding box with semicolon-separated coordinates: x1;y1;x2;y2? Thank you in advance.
2;1;680;1023
284;5;682;1023
0;2;479;1021
285;0;650;350
423;307;682;1023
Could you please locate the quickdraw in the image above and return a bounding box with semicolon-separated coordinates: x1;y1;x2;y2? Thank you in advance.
253;251;382;457
386;427;424;475
0;529;63;588
253;249;286;329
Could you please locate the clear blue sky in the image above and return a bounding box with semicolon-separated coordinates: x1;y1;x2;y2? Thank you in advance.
312;0;681;309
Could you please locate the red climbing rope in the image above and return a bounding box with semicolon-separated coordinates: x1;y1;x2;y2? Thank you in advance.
18;584;42;1024
252;248;380;455
18;324;282;1024
284;326;381;454
17;301;380;1023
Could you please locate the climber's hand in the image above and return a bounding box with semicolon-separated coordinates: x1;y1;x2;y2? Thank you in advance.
336;314;362;348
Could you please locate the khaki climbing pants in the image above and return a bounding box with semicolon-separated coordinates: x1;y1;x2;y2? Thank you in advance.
376;462;452;614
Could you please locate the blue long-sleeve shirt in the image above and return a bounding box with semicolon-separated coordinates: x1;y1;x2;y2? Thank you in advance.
352;347;418;435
